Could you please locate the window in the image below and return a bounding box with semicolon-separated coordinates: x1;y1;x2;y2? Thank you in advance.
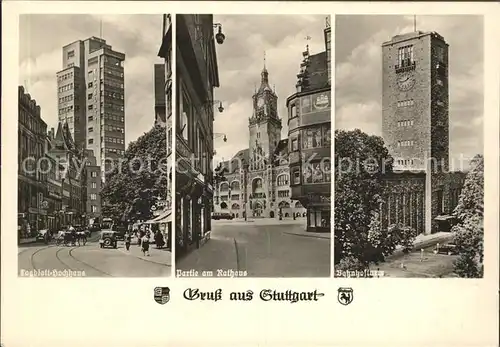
88;93;93;100
291;138;298;151
302;127;322;149
67;50;75;58
88;115;93;121
436;46;445;63
88;127;94;133
292;168;300;185
88;139;94;144
90;194;97;201
88;105;93;110
180;93;190;141
91;205;97;213
397;99;414;107
398;140;415;147
397;120;414;127
290;105;297;119
68;63;74;68
277;175;289;186
88;82;93;88
91;182;97;189
398;45;414;67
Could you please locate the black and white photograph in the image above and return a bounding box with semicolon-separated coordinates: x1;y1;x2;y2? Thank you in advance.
334;15;484;278
175;14;331;277
17;14;173;277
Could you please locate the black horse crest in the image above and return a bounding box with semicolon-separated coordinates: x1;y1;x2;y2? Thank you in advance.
154;287;170;305
337;287;353;306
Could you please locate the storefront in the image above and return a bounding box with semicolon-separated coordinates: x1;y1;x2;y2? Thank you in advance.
305;194;330;232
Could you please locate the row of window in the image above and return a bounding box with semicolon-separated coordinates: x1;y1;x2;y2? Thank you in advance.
289;125;331;152
58;84;73;93
103;69;124;78
397;99;414;107
397;120;414;127
59;105;74;115
106;137;125;144
396;159;415;166
19;110;46;135
105;125;125;133
398;140;415;147
104;148;125;155
290;162;331;185
59;95;74;104
103;80;124;90
58;72;74;82
278;190;290;198
102;91;124;100
90;193;97;200
397;45;414;67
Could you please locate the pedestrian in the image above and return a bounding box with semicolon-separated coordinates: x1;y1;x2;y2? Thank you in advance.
124;232;131;251
138;229;145;247
155;230;165;249
141;233;150;256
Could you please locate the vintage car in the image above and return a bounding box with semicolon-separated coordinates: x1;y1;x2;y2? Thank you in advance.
211;212;234;220
99;231;118;249
36;229;50;242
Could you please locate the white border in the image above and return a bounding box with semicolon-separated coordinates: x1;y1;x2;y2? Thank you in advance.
2;2;499;346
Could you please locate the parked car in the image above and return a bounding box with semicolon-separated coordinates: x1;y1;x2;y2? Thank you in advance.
211;212;234;220
111;224;128;240
36;229;49;242
99;231;118;249
434;242;458;255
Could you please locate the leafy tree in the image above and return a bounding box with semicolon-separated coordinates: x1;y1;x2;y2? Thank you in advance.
334;129;418;269
101;125;168;222
452;155;484;277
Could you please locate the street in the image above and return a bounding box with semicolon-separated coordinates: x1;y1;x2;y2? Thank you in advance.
18;234;172;277
176;219;331;277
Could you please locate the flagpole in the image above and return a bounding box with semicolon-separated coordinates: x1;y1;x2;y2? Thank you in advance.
414;15;416;32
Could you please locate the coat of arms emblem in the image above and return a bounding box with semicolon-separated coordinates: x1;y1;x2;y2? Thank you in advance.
154;287;170;305
337;287;353;306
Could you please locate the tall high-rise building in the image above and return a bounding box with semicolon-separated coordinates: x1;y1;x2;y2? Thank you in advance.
382;31;449;172
56;37;126;180
380;31;464;235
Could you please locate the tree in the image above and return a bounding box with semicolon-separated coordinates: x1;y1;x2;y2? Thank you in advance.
101;125;168;222
452;154;484;278
334;129;417;269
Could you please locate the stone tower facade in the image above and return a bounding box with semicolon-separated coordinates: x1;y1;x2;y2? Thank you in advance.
382;31;449;173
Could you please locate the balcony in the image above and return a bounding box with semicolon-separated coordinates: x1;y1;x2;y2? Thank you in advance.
395;61;416;73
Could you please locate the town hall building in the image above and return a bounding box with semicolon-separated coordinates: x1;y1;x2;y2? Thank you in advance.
214;64;307;220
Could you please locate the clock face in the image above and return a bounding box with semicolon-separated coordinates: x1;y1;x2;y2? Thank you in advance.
257;97;264;107
397;73;416;91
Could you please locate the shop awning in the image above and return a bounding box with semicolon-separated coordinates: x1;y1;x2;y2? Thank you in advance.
144;210;172;224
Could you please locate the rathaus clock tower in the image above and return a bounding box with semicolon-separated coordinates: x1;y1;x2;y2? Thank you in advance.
248;59;282;172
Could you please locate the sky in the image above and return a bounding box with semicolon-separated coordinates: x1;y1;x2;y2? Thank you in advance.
336;15;484;165
212;14;329;163
19;14;164;147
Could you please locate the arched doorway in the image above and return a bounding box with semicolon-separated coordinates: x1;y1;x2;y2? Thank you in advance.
270;211;275;218
220;202;228;209
253;201;263;217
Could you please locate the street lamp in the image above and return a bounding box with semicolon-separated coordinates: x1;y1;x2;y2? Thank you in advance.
206;100;224;113
214;133;227;142
213;23;225;44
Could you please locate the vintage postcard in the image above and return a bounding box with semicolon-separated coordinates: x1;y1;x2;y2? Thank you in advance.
1;2;499;347
175;14;332;278
17;14;173;277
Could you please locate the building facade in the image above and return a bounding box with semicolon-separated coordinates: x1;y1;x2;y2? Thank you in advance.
57;37;126;181
46;122;86;226
175;14;220;258
214;66;307;220
380;30;465;235
286;18;331;232
18;86;48;234
157;13;173;246
83;149;102;224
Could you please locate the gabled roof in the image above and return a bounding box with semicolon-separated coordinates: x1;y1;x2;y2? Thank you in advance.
51;121;76;152
302;51;329;92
